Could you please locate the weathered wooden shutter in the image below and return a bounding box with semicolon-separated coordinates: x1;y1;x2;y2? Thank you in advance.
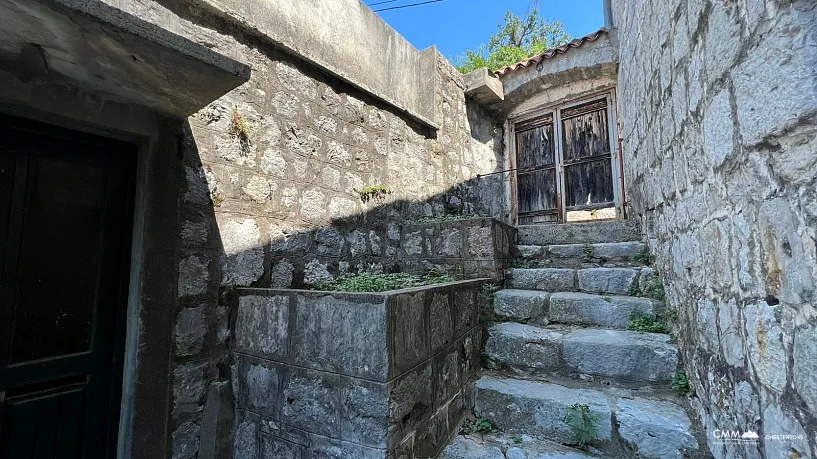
515;114;559;224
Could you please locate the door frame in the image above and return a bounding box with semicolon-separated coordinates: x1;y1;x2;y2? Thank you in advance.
509;89;623;225
0;115;137;458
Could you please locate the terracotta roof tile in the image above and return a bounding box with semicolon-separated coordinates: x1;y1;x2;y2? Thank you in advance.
495;28;608;76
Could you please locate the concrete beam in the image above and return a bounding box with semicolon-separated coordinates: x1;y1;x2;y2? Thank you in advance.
196;0;440;129
0;0;251;118
464;68;505;106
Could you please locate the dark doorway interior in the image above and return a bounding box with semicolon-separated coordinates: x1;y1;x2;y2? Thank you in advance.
0;116;136;459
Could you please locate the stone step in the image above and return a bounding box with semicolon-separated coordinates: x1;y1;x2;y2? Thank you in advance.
474;376;700;459
516;241;648;269
484;323;678;382
494;290;656;329
506;267;653;295
440;433;602;459
517;220;641;246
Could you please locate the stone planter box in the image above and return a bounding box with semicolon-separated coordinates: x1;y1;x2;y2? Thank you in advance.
399;217;516;281
231;279;489;459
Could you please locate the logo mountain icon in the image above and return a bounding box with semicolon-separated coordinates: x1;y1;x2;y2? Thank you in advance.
741;431;760;439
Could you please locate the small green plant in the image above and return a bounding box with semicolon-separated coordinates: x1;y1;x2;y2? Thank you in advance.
582;242;594;261
672;370;691;396
510;434;523;444
480;283;502;302
601;295;612;303
642;276;666;301
627;281;642;297
634;246;652;265
311;271;454;292
564;403;602;448
628;312;670;334
228;108;251;141
357;184;391;203
459;416;494;435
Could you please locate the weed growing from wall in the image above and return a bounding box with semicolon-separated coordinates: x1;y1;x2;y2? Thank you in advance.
672;370;691;396
357;185;391;203
628;312;669;334
582;242;594;261
460;415;494;435
228;108;252;152
564;403;602;448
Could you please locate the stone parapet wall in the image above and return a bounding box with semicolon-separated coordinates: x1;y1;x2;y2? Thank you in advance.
231;280;488;458
612;1;817;458
399;218;516;281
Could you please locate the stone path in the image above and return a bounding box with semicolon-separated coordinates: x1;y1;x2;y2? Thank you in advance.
440;220;711;459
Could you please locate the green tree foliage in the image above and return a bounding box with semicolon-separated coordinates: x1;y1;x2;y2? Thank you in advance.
454;0;571;73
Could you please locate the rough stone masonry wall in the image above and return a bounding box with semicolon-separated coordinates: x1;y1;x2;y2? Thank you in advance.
612;1;817;458
105;2;505;458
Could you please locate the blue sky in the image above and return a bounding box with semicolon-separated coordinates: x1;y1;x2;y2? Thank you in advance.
372;0;605;62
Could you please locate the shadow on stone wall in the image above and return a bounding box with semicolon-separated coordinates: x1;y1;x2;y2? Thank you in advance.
172;115;506;458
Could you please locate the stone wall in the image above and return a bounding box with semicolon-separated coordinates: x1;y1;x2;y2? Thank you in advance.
612;1;817;457
97;2;506;458
231;280;487;458
399;218;516;281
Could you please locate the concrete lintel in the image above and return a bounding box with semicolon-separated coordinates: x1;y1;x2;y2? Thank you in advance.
464;68;505;105
0;0;251;118
195;0;440;129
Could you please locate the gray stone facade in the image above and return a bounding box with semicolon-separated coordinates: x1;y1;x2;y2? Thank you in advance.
231;280;488;458
88;3;510;457
612;1;817;458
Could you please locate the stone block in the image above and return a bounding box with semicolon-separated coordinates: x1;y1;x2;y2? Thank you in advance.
413;407;450;458
433;348;461;410
484;323;564;373
308;435;386;459
388;362;433;450
464;225;493;259
615;398;698;459
475;376;612;444
439;436;504;459
493;289;549;323
339;379;389;448
388;292;429;375
562;329;677;382
438;228;463;258
452;288;477;335
577;268;638;295
234;295;290;359
232;356;281;417
429;293;453;353
506;268;575;291
260;434;305;459
281;369;340;438
291;294;389;380
175;305;207;356
549;292;654;328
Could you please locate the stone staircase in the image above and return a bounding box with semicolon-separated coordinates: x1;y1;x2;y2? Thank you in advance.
440;221;710;459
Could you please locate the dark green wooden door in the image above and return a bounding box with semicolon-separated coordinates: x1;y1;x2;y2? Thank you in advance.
0;117;135;459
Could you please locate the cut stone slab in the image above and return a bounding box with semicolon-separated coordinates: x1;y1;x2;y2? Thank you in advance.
475;376;613;445
484;323;563;373
493;289;550;323
441;434;602;459
577;268;639;295
517;220;641;245
547;241;646;260
549;292;654;328
506;268;575;291
562;329;677;382
438;436;505;459
615;398;699;459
